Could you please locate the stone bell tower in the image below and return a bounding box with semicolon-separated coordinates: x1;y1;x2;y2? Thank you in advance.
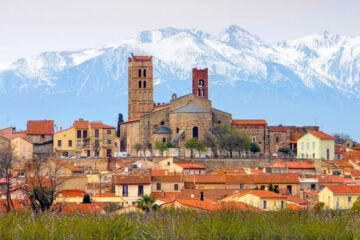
128;54;154;120
192;68;208;99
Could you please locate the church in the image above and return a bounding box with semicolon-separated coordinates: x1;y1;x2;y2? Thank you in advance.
119;54;318;157
119;54;232;156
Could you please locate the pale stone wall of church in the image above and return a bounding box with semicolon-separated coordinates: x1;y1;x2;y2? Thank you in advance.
170;94;211;111
212;108;232;125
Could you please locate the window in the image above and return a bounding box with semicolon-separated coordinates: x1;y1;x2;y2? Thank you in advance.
107;129;111;135
276;136;279;143
192;126;198;139
95;129;99;138
162;137;166;143
77;130;81;138
312;142;315;150
138;69;141;78
202;90;205;96
167;161;170;166
156;183;161;190
122;185;128;196
197;89;200;96
57;140;62;147
262;200;267;209
274;185;279;192
138;81;141;88
280;201;284;209
143;69;146;77
87;150;91;157
107;140;111;144
312;153;315;158
107;149;112;157
77;140;81;148
41;134;45;139
306;142;309;150
198;79;204;87
240;183;244;189
311;184;316;191
327;149;330;160
143;81;146;88
252;137;256;143
287;185;292;195
83;140;87;147
160;121;165;125
138;185;144;196
176;128;179;133
301;142;304;150
348;196;352;203
302;154;304;158
83;130;87;138
68;140;72;147
174;184;179;191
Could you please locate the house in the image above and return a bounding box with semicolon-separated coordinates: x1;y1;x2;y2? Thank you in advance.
54;119;116;158
222;190;287;211
184;174;226;189
286;195;310;210
269;161;315;174
113;175;151;205
0;127;27;141
151;175;184;193
319;185;360;209
26;120;54;156
10;137;33;162
297;131;335;160
54;189;86;203
174;162;206;175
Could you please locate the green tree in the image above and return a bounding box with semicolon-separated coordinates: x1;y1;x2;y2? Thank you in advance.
313;202;325;213
134;143;144;156
82;194;91;204
184;138;205;158
154;141;168;157
204;133;217;157
278;147;291;156
30;186;55;212
136;194;159;213
250;142;261;156
351;196;360;213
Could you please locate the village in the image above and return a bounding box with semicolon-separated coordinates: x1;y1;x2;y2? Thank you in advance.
1;54;360;214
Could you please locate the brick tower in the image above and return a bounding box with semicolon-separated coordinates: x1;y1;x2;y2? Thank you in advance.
192;68;208;99
128;54;154;120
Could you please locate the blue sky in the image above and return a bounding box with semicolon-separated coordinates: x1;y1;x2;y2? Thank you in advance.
1;0;360;62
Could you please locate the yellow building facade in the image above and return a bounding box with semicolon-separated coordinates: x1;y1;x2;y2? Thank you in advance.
54;119;116;158
11;137;33;162
319;186;360;209
297;131;335;160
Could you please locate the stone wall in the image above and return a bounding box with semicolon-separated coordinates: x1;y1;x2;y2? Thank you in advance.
212;108;232;125
27;134;53;155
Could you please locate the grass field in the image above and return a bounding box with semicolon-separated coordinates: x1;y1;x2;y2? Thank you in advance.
0;209;359;239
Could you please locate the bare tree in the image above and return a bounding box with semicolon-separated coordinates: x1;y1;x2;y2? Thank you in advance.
0;142;15;212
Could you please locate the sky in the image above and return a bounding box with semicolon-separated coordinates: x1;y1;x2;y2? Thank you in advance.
1;0;360;62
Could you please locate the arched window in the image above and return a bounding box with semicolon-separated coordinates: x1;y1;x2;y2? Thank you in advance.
143;81;146;88
143;69;146;77
160;121;165;126
176;128;179;133
192;126;198;139
162;137;166;143
138;81;142;88
199;79;204;87
197;89;201;96
217;120;221;124
276;136;279;143
252;137;256;143
138;69;141;78
202;90;205;96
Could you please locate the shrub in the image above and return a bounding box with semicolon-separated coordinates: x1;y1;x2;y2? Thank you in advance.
82;194;91;204
313;202;325;213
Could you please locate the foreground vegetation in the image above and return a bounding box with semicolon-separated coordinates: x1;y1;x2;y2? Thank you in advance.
1;209;360;239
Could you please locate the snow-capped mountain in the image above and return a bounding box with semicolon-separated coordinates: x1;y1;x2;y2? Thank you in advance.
0;25;359;139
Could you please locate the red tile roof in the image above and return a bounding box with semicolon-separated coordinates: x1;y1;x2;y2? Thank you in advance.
286;195;309;205
57;160;83;172
351;170;360;177
151;169;180;176
211;169;246;175
308;130;334;140
130;55;152;61
225;173;299;184
0;127;27;140
290;132;302;143
56;189;86;198
270;161;315;169
175;162;205;169
0;199;30;213
326;185;360;194
177;189;240;201
268;126;288;132
223;190;287;199
120;118;141;124
173;199;259;211
317;174;345;183
152;175;182;182
73;120;115;129
232;119;267;125
113;175;151;185
185;174;225;184
27;120;54;135
52;202;111;214
154;102;171;109
152;192;181;199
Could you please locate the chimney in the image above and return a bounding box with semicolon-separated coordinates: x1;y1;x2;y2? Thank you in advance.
60;126;62;131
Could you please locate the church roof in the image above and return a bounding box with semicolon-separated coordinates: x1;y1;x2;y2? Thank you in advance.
154;126;172;134
171;103;210;114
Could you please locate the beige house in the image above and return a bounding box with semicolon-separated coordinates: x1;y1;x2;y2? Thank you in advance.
297;131;335;160
151;175;184;193
11;137;33;162
113;175;151;205
222;190;287;211
319;185;360;210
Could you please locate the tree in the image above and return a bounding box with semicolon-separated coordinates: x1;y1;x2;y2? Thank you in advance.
204;133;217;157
250;142;261;156
313;202;325;213
116;113;124;137
104;203;123;213
30;186;55;212
278;147;291;156
134;143;144;157
351;196;360;213
333;133;351;144
184;138;204;158
0;141;15;212
217;127;251;158
154;141;168;157
82;194;91;203
136;194;159;213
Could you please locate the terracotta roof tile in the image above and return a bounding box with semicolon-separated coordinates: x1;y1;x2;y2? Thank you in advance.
223;190;287;200
232;119;267;125
56;189;86;198
270;161;315;169
184;174;225;184
177;189;240;201
317;174;345;183
308;130;334;139
152;192;181;199
57;160;83;172
211;169;246;175
120;118;140;124
27;120;54;135
175;162;205;169
225;173;299;184
152;175;182;182
74;120;115;129
286;195;309;205
154;102;171;109
113;175;151;185
130;55;152;61
326;185;360;194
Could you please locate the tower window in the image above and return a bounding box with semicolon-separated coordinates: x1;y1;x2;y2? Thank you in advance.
143;69;146;77
160;121;165;125
199;79;204;87
276;136;279;143
138;69;141;78
202;90;205;96
138;81;142;88
143;81;146;88
193;126;199;139
176;128;179;133
197;89;200;96
162;137;166;143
